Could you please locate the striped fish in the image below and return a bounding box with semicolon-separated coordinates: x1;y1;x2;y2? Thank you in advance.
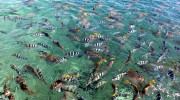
137;61;148;66
93;48;104;52
65;52;80;57
93;42;103;47
60;73;79;82
10;64;21;75
83;38;92;43
112;72;127;81
95;80;107;88
32;33;45;37
36;68;47;84
97;35;109;41
24;44;37;48
66;33;81;41
56;57;67;64
37;43;49;48
12;53;27;59
152;65;164;71
93;71;106;82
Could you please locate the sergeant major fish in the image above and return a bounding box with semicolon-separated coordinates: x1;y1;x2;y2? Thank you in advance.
37;42;49;48
24;44;37;48
12;53;27;59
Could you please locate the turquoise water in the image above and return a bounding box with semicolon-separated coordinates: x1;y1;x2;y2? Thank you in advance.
0;0;180;100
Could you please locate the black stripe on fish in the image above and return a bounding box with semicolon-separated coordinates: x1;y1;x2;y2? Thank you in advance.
36;68;47;84
93;42;103;47
83;38;91;43
12;53;27;59
56;57;67;64
37;43;49;48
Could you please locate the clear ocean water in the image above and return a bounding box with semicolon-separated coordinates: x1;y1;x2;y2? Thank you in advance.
0;0;180;100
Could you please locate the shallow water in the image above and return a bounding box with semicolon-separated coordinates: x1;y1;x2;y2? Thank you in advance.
0;0;180;100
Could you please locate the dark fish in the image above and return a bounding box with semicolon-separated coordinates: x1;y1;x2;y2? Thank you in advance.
69;28;81;33
4;76;15;100
97;35;109;41
167;70;174;80
24;44;37;48
0;30;7;34
156;91;161;100
10;64;21;75
12;53;27;59
15;75;36;94
24;64;39;78
53;40;65;50
93;42;103;47
66;33;81;41
125;51;131;65
42;31;52;38
112;83;118;97
37;43;49;48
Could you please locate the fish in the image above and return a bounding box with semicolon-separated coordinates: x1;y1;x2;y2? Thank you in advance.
112;72;127;81
58;85;78;95
12;53;27;59
53;40;65;50
112;83;118;97
4;76;15;100
65;51;80;57
93;71;106;82
95;80;107;88
24;44;37;48
156;91;161;100
142;80;156;95
167;70;174;80
97;35;109;41
37;42;49;48
84;50;103;62
36;68;47;84
125;51;131;65
56;57;68;64
66;33;81;41
10;64;21;75
24;64;46;84
137;61;148;66
93;42;103;47
60;73;79;82
69;28;81;33
92;48;104;52
41;31;52;38
82;38;93;43
15;75;36;94
50;80;66;90
39;53;60;63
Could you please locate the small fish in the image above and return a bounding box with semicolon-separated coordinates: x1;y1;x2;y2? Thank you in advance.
56;57;67;64
142;80;156;95
10;64;21;75
97;35;109;41
60;73;79;82
69;28;81;33
156;91;161;100
95;80;107;88
24;44;37;48
50;80;65;90
125;51;131;65
93;42;103;47
112;72;127;81
65;52;80;57
167;70;174;80
84;50;103;62
39;53;60;63
83;38;92;43
37;42;49;48
92;48;104;52
12;53;27;59
32;33;45;37
41;31;52;38
66;33;81;41
53;40;65;50
36;68;47;84
152;65;164;72
137;61;148;66
112;83;118;97
58;85;78;95
4;76;15;100
15;75;36;94
93;71;106;82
